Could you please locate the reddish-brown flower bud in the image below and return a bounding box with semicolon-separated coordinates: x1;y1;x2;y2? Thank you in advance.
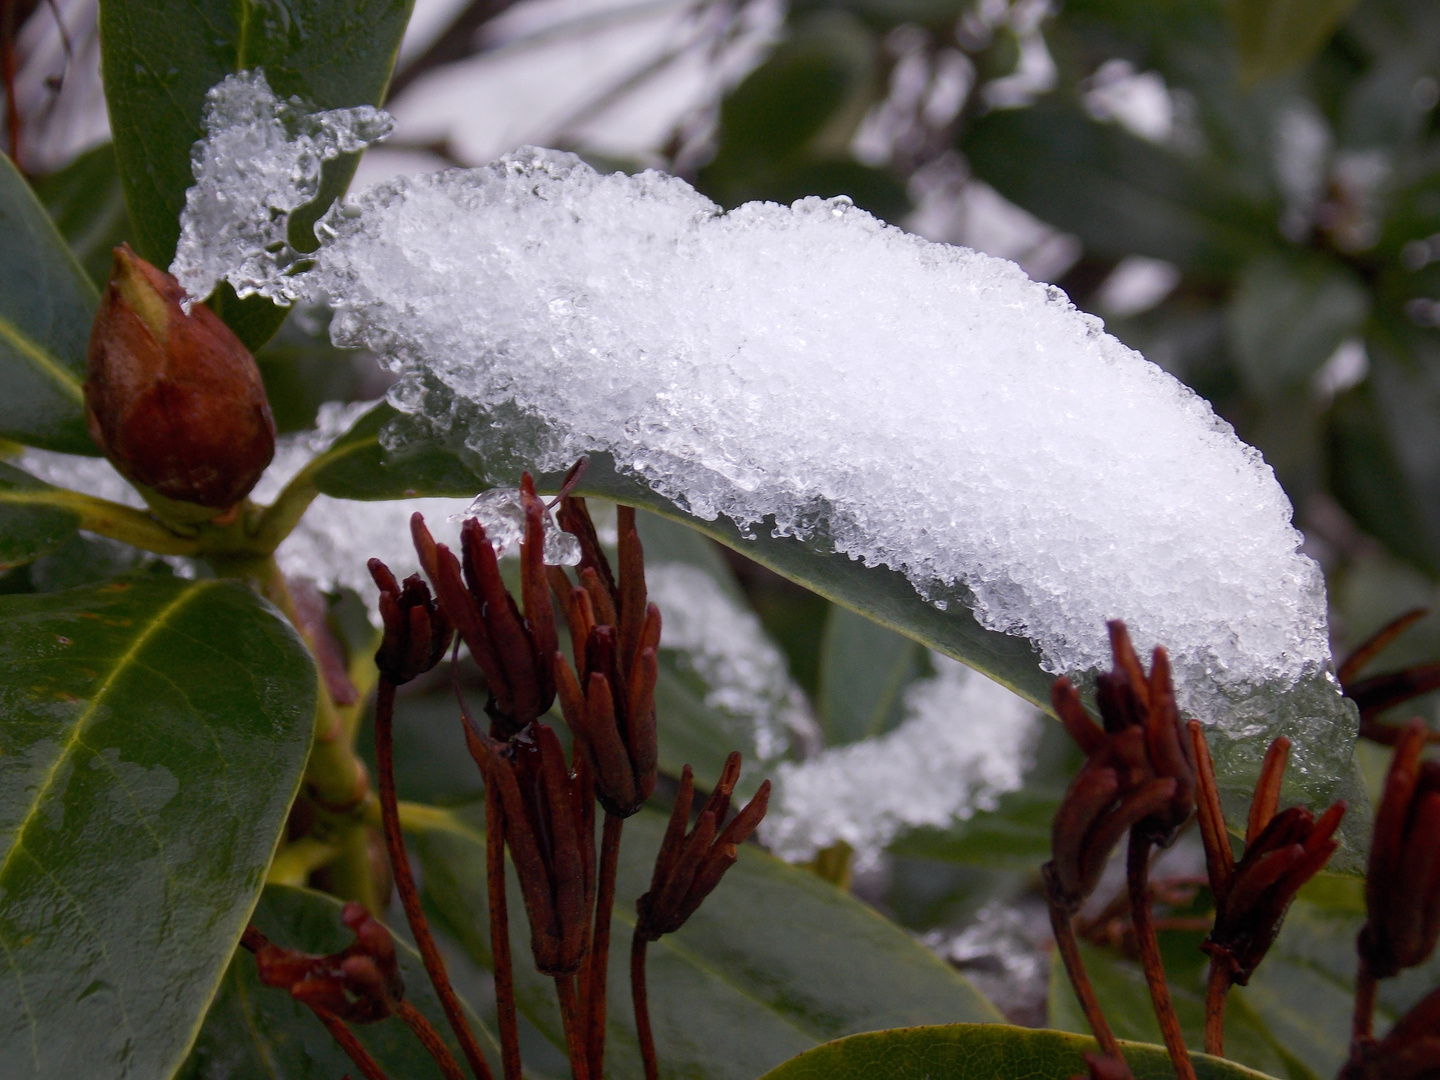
551;500;660;817
1341;984;1440;1080
84;244;275;513
368;558;454;685
1338;609;1440;745
411;473;559;737
242;902;403;1024
636;752;770;942
463;720;595;975
1190;728;1344;984
1360;718;1440;978
1043;622;1196;913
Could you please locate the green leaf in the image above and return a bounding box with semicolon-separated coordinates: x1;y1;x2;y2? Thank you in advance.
754;1023;1282;1080
99;0;415;347
1226;0;1361;84
962;102;1275;276
0;462;83;570
307;402;481;501
817;604;924;745
180;884;500;1080
27;143;132;289
1226;253;1369;399
1048;940;1315;1079
0;577;316;1079
411;805;1001;1080
0;152;99;455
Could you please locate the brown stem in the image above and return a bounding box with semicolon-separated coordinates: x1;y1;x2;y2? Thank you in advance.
375;680;496;1080
397;998;468;1080
584;813;624;1075
1048;900;1123;1061
1353;954;1377;1045
1127;834;1196;1080
1204;958;1231;1057
555;973;592;1080
631;933;659;1080
309;1005;392;1080
486;783;523;1080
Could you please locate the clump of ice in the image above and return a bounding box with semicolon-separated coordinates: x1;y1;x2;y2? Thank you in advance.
173;70;393;305
172;76;1354;774
449;486;582;565
761;655;1039;863
647;562;817;765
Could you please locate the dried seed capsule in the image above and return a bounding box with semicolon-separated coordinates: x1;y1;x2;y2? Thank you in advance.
84;245;275;514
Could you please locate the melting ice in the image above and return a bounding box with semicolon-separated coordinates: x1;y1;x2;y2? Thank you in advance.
171;71;1356;777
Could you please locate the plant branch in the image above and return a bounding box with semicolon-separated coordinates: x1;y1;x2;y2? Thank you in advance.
309;1005;393;1080
555;973;591;1080
584;812;624;1075
631;932;659;1080
2;486;204;555
1127;834;1196;1080
1048;900;1123;1061
397;998;469;1080
1353;954;1377;1045
375;680;496;1080
1204;958;1230;1057
487;783;523;1080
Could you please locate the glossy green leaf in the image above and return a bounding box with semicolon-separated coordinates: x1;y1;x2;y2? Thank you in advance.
180;884;500;1080
307;402;481;501
0;462;83;570
27;143;132;289
817;604;924;745
754;1023;1281;1080
411;805;1000;1080
1048;940;1314;1079
1227;0;1361;84
0;152;98;455
962;102;1275;276
99;0;414;347
0;577;316;1079
1227;253;1369;399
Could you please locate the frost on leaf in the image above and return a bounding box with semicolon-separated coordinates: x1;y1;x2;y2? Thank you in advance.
171;73;1358;789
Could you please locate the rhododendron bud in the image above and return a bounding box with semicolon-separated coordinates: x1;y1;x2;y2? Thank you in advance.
85;244;275;513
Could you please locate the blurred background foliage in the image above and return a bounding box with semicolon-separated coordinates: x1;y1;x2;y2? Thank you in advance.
8;0;1440;1065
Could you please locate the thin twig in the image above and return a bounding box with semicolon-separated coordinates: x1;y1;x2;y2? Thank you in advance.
555;973;592;1080
309;1005;393;1080
584;813;624;1074
397;999;469;1080
375;680;496;1080
1353;954;1378;1045
1204;958;1230;1057
631;933;659;1080
1127;834;1197;1080
1048;901;1124;1061
486;783;524;1080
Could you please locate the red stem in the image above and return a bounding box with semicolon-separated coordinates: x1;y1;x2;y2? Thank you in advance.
584;813;624;1075
397;998;468;1080
375;680;496;1080
1127;834;1197;1080
1048;900;1123;1061
1204;958;1230;1057
555;973;592;1080
1353;954;1377;1045
631;932;659;1080
309;1005;393;1080
486;783;523;1080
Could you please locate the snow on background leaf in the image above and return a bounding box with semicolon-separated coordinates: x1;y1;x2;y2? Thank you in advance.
167;70;1358;782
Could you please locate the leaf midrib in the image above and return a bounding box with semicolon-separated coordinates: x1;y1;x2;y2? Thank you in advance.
0;314;85;405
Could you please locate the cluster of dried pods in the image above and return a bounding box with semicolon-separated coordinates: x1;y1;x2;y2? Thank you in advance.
1052;614;1440;1080
243;465;769;1080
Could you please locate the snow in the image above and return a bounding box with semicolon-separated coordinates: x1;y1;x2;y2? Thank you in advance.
169;73;1355;775
761;655;1037;863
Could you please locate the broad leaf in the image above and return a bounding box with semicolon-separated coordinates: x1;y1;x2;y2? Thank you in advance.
27;143;133;289
0;463;83;570
755;1024;1281;1080
0;152;98;455
411;805;1001;1080
0;577;315;1080
1227;0;1361;84
180;884;500;1080
816;604;924;745
99;0;414;348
